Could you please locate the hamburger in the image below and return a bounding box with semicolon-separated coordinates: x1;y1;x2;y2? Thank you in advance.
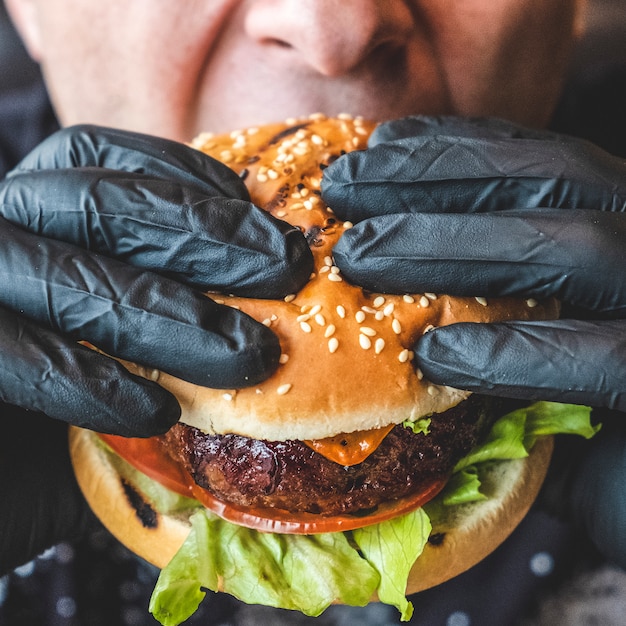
68;114;597;624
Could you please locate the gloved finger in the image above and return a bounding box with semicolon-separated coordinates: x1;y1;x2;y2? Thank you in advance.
414;319;626;412
0;308;180;435
0;218;281;389
368;115;574;146
0;414;91;575
0;169;313;298
332;209;626;315
10;124;246;201
321;130;626;220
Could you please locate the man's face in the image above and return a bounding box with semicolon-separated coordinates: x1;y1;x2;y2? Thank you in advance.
8;0;583;141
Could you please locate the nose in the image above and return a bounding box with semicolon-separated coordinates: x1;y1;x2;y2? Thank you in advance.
244;0;415;77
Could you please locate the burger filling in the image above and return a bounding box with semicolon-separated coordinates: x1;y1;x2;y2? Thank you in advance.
159;395;497;517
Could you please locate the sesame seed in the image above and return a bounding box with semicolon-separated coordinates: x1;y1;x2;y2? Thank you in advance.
290;202;305;210
303;200;313;210
267;169;279;180
328;338;339;353
309;304;322;315
256;173;268;183
325;324;336;338
526;298;538;307
277;384;292;396
423;324;435;333
319;266;330;273
276;210;287;217
328;273;343;282
324;256;333;266
475;297;488;306
416;368;424;380
425;293;438;300
392;319;402;334
296;313;311;322
330;265;340;274
360;326;377;337
311;134;324;145
284;294;296;303
399;349;411;363
419;295;430;308
355;311;366;323
223;393;234;401
336;305;346;319
403;295;415;304
343;221;354;229
361;306;377;314
359;334;372;350
255;388;263;394
262;318;272;327
375;338;385;354
279;354;290;364
383;303;395;316
427;385;438;396
373;296;386;308
315;314;326;326
300;321;312;333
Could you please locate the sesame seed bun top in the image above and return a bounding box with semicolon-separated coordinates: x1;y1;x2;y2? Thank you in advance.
124;114;559;441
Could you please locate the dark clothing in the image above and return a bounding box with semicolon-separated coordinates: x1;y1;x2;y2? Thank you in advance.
0;67;625;626
0;80;58;174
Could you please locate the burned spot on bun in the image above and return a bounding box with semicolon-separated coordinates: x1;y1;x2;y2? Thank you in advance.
428;532;446;546
121;479;158;529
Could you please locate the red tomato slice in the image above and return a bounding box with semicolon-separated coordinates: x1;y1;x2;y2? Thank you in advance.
99;433;446;534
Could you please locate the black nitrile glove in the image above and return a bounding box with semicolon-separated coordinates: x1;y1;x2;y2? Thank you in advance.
322;115;626;565
323;115;626;411
0;125;312;573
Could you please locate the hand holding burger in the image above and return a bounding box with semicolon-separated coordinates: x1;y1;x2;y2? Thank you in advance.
322;115;626;411
0;125;311;574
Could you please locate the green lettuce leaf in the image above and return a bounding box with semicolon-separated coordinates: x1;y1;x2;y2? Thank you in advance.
440;467;488;506
352;508;431;621
150;510;380;626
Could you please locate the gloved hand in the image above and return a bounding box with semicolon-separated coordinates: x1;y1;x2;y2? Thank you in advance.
322;115;625;411
0;125;312;573
321;115;626;564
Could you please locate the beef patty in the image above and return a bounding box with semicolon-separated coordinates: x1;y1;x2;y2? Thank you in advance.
160;395;496;517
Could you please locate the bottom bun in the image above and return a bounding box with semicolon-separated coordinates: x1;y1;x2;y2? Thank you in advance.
69;426;553;597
